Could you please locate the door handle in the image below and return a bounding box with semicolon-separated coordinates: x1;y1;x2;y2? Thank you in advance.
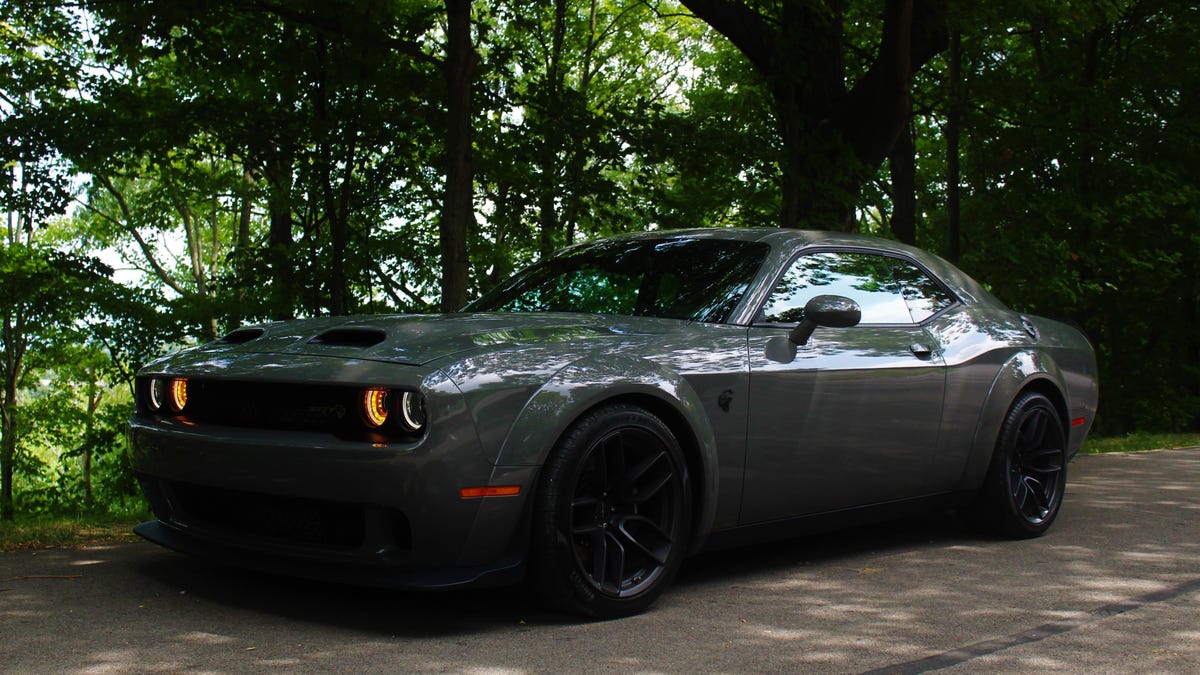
910;343;933;357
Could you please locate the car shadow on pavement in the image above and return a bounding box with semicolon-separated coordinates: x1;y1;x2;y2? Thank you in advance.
676;509;978;589
133;550;561;635
130;510;981;636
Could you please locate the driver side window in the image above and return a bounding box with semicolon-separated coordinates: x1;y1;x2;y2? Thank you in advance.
759;251;935;325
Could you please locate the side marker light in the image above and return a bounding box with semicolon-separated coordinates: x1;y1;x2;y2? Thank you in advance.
459;486;521;499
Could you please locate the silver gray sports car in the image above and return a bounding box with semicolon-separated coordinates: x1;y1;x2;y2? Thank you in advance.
129;228;1098;617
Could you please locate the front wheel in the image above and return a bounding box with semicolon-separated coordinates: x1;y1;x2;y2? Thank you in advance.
531;403;692;618
971;391;1068;538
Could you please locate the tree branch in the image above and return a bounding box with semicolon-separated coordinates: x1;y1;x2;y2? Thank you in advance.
677;0;776;75
90;175;188;295
836;0;947;167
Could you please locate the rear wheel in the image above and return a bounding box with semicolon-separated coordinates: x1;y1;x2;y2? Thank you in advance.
531;403;691;618
972;391;1068;538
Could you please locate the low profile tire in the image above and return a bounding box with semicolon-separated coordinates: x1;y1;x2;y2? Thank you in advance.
531;403;692;619
972;391;1068;538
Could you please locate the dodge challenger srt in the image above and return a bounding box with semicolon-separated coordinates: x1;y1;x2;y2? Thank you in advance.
129;228;1098;617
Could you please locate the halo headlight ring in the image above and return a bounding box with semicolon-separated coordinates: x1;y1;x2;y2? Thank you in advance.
362;387;390;428
147;377;187;413
399;391;427;432
168;378;188;412
361;388;426;434
147;378;167;411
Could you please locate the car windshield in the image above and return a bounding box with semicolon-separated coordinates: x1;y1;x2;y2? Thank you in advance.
466;237;770;324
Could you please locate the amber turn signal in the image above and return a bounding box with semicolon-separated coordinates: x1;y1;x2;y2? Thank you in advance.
362;387;390;428
147;377;187;412
459;486;521;499
169;378;188;412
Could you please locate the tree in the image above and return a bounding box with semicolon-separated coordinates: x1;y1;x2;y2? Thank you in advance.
898;0;1200;433
0;244;116;519
85;0;445;318
630;34;781;231
439;0;479;311
471;0;704;294
677;0;947;228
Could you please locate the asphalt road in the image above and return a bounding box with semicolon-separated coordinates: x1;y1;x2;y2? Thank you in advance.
3;448;1198;673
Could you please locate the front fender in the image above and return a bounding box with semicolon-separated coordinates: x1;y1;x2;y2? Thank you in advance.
494;353;721;550
957;350;1067;491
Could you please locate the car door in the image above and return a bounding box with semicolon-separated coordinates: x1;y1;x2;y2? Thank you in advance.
740;250;954;523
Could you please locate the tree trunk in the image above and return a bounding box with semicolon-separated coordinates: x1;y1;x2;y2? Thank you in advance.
889;118;917;245
486;180;514;289
265;148;297;319
319;135;352;315
562;0;599;248
237;169;253;269
0;410;14;520
679;0;947;229
234;168;255;320
1;317;17;521
439;0;477;312
944;30;962;262
314;34;358;316
536;0;569;259
82;372;99;506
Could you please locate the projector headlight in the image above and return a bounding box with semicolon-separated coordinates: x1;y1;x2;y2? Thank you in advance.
399;391;427;432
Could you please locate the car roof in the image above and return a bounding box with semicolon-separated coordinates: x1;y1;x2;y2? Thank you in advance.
586;227;1004;309
603;226;918;251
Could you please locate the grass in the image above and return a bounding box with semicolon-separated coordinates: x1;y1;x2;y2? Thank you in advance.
2;433;1199;551
1080;432;1200;455
0;511;148;552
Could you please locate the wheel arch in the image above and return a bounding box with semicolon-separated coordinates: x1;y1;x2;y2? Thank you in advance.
1020;378;1070;438
957;350;1070;491
493;354;721;553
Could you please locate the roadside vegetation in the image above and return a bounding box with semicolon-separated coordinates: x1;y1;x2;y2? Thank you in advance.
1081;434;1200;456
0;509;147;552
2;2;1197;524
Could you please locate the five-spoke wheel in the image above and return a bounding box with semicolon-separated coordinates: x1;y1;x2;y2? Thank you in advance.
973;391;1068;538
532;403;691;618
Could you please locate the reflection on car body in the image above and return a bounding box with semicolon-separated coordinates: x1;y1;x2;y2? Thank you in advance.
129;228;1098;618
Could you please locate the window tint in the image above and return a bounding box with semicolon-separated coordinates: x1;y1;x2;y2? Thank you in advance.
891;260;956;322
758;251;952;325
467;238;770;323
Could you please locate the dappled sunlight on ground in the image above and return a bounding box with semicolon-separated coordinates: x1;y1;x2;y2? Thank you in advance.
1;449;1197;672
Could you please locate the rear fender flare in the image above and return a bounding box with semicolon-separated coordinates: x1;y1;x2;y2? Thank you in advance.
958;350;1066;490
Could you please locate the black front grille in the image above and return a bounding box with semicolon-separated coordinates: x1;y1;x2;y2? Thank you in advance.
183;380;362;435
169;481;367;549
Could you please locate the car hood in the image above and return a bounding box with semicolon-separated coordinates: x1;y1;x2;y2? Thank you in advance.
181;312;682;366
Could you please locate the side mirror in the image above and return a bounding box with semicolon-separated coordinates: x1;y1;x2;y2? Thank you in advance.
788;295;861;346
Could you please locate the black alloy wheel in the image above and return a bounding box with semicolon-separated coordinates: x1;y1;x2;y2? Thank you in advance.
532;403;691;618
974;391;1068;538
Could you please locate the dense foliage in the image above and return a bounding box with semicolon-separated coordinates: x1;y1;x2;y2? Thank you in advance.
0;0;1196;518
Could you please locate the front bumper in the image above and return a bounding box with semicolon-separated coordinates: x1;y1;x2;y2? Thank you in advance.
128;368;539;590
132;520;527;589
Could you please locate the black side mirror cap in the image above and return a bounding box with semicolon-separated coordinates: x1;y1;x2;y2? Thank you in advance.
788;295;862;345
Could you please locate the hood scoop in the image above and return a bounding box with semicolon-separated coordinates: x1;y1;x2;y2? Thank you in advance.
220;328;265;344
309;327;387;348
